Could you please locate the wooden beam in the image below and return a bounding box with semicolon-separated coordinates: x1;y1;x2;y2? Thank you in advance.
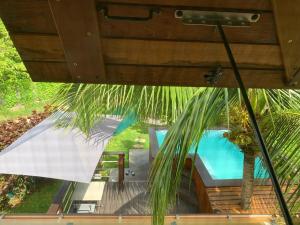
97;0;272;11
105;65;286;88
0;0;276;44
99;5;277;44
272;0;300;86
0;0;57;34
12;34;283;68
11;34;64;62
103;39;282;68
24;62;294;89
25;61;72;82
48;0;106;82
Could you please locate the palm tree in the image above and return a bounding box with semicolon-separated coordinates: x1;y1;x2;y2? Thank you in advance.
223;90;300;209
223;107;260;209
54;85;300;224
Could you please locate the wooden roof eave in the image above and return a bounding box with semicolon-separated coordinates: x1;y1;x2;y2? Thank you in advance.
0;0;299;89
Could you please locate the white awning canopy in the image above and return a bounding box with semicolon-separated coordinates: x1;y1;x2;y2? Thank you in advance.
0;115;120;183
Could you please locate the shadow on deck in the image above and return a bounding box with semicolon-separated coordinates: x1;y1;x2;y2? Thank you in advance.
97;181;198;215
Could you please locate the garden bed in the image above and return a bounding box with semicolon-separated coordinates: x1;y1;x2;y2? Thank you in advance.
0;106;62;212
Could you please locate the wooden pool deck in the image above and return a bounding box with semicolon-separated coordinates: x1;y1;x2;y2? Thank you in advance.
207;185;279;215
96;181;198;215
95;181;285;217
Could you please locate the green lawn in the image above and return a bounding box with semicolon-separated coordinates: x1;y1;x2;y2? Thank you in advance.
104;122;150;167
10;180;62;214
0;103;46;122
106;122;149;151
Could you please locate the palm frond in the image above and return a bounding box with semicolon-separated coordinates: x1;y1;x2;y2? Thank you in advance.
148;88;237;225
54;84;200;134
262;110;300;214
53;84;300;219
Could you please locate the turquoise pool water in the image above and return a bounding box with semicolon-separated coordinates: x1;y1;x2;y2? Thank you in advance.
156;130;268;180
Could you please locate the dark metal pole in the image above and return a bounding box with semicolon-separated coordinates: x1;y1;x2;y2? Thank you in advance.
216;24;294;225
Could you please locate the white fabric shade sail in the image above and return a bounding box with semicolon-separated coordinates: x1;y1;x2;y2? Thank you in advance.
0;115;120;183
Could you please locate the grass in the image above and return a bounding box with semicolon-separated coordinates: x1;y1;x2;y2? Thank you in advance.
106;122;149;151
104;122;150;167
10;180;62;214
0;102;46;122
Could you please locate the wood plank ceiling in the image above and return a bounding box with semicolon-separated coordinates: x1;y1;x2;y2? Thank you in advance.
0;0;299;88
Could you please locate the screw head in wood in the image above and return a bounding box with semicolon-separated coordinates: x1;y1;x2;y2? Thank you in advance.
251;14;259;22
175;10;183;18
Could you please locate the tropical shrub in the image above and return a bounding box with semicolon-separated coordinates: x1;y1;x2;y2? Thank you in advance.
0;20;60;110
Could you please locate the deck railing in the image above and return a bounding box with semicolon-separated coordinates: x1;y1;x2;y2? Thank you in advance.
47;151;125;215
0;214;275;224
47;181;76;214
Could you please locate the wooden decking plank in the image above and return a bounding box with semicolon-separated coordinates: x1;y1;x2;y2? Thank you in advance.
209;195;241;201
98;181;197;215
207;191;275;196
207;185;281;215
207;185;274;191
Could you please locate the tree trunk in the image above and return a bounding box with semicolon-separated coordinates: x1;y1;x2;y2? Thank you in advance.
241;149;255;209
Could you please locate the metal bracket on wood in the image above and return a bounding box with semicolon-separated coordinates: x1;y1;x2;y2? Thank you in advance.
97;5;160;21
175;10;260;26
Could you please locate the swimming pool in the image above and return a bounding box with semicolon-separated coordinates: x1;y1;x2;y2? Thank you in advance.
156;129;268;180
